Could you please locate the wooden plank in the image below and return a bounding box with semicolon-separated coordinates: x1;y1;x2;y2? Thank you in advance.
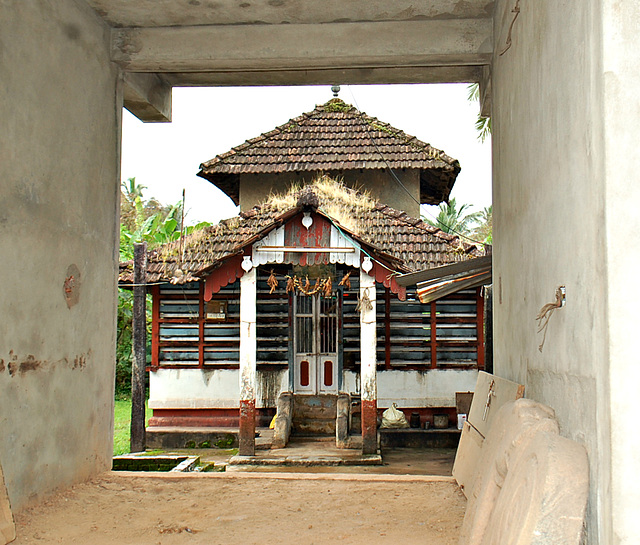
396;255;492;286
452;420;484;498
130;243;147;453
417;271;492;303
452;371;525;496
468;371;525;439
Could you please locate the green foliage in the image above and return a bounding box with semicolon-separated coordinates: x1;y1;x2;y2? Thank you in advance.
467;83;492;143
324;98;352;113
116;178;210;396
471;205;493;244
113;398;150;456
424;197;481;236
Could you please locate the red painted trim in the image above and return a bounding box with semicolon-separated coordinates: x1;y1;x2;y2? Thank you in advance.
476;287;485;370
384;288;391;370
370;260;407;301
239;399;256;456
430;301;437;369
204;254;245;300
284;213;333;266
149;408;275;428
151;285;160;369
361;399;378;455
198;283;205;368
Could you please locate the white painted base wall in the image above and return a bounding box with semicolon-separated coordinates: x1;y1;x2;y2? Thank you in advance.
344;369;478;408
150;368;477;410
149;368;289;409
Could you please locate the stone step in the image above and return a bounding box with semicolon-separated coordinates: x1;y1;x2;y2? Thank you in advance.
292;394;338;420
292;419;335;436
291;394;339;437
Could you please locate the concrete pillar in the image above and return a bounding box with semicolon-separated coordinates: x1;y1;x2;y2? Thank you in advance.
360;269;377;455
239;265;257;456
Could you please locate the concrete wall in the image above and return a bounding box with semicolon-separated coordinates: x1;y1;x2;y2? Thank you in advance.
344;369;478;408
150;368;476;410
239;169;420;216
490;0;634;542
149;368;289;409
0;0;120;510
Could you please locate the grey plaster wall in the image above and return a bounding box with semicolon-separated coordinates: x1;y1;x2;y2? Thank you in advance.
0;0;120;510
490;1;630;542
239;169;420;216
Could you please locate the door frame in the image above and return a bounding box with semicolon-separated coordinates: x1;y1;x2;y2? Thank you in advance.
288;289;343;394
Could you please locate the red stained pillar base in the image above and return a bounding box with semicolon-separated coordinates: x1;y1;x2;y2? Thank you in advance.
361;399;378;455
238;399;256;456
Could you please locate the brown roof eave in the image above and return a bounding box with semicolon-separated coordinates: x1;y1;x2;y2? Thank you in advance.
419;167;459;205
197;170;240;206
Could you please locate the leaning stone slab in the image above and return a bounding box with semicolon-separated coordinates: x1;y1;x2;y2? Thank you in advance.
0;461;15;544
272;392;293;449
479;430;588;545
336;393;350;449
453;371;525;496
459;398;559;545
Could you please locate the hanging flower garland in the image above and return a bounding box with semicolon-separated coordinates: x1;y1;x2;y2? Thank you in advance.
283;275;334;297
266;270;352;298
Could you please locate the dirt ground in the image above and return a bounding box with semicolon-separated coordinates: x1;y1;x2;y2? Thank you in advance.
13;472;466;545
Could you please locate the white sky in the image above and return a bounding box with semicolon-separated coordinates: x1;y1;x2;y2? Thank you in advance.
121;83;492;226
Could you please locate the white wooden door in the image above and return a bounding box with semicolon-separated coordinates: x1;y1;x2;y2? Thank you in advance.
293;293;338;394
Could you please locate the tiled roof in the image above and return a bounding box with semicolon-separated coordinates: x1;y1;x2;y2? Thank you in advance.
119;180;481;285
198;98;460;206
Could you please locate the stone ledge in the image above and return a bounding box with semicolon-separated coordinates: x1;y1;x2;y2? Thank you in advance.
380;428;461;449
228;454;382;467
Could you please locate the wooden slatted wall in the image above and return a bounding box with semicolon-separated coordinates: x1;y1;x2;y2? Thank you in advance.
151;272;290;369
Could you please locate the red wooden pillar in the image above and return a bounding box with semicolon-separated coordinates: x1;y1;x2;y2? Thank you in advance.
198;283;205;367
384;288;391;370
430;301;438;369
476;287;485;370
150;285;160;368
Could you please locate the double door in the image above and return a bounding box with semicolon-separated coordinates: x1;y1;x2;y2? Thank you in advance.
293;293;339;394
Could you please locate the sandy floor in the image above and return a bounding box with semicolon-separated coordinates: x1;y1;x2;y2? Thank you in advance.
13;472;466;545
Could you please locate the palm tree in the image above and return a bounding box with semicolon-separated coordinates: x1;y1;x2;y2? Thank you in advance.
424;198;481;236
467;83;491;143
471;205;492;244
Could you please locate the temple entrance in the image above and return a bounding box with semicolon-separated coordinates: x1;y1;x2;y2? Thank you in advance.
293;293;339;394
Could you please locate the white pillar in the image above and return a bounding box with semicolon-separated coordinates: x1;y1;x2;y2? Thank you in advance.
360;269;378;454
239;266;257;455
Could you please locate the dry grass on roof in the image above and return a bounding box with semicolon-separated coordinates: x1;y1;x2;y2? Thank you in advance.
260;175;374;232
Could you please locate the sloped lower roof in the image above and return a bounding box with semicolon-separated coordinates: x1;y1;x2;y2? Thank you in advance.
198;98;460;206
119;178;480;285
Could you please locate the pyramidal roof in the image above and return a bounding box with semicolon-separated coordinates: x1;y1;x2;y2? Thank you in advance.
198;98;461;206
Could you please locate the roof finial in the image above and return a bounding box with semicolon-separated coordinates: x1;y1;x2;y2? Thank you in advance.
331;84;341;98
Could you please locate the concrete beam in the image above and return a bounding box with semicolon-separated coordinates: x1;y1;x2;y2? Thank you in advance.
479;64;492;117
123;72;172;123
111;20;493;77
163;65;484;87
